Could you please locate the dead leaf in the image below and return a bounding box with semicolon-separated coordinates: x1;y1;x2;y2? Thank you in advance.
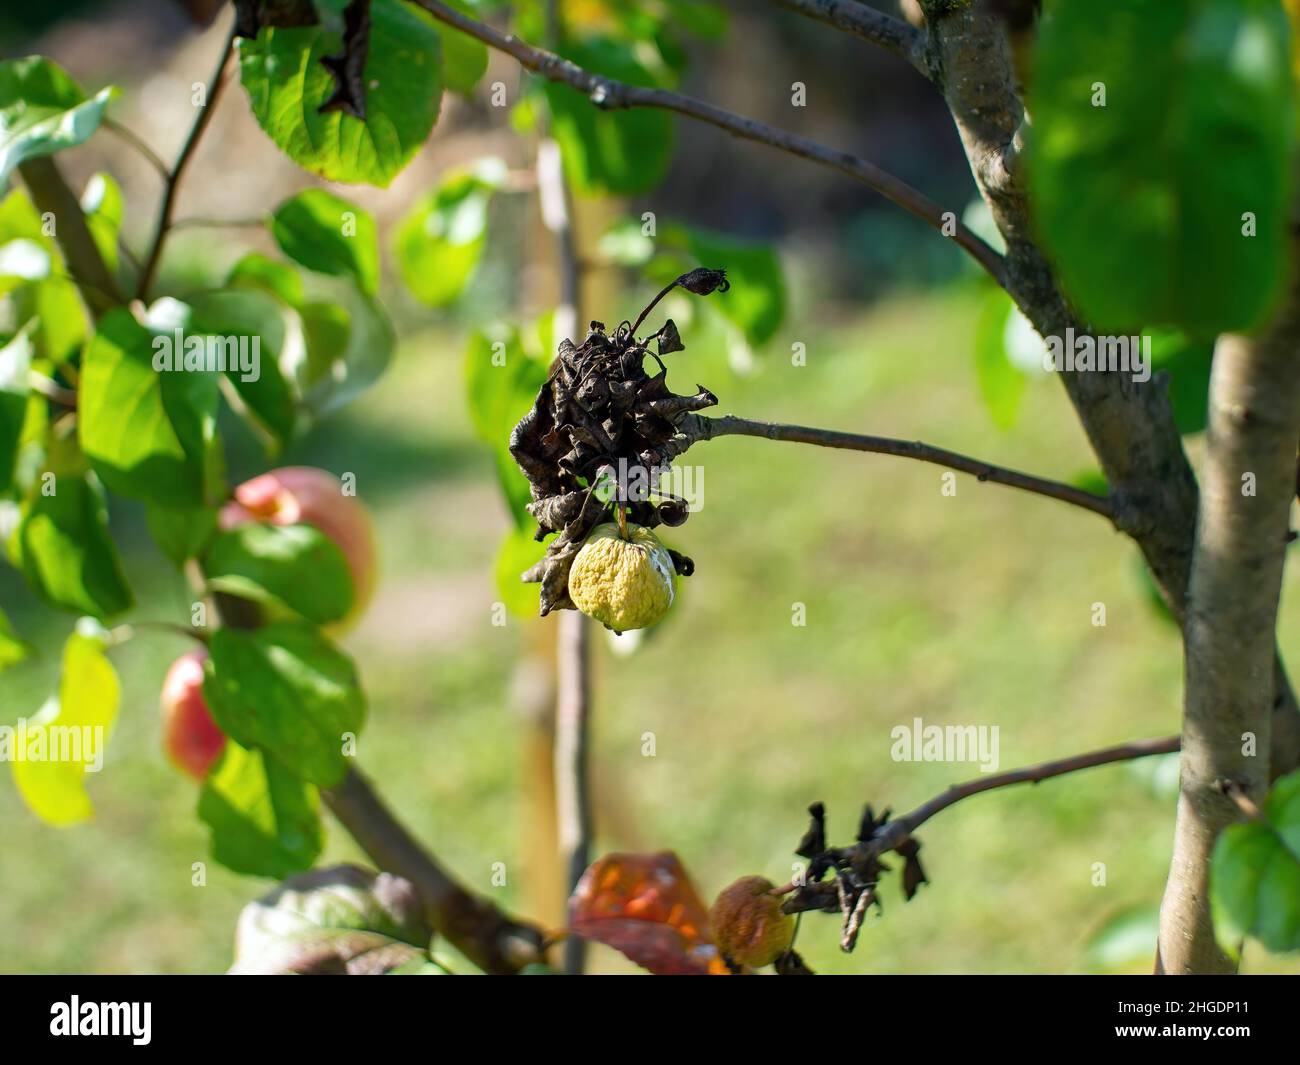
567;851;729;975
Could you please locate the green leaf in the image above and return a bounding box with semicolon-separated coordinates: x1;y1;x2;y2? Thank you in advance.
11;620;118;825
205;522;353;625
80;171;122;273
974;289;1028;430
433;0;488;96
464;328;549;529
1031;0;1295;334
288;286;395;417
494;526;546;618
0;607;31;671
187;287;298;449
227;252;305;308
1211;769;1300;954
145;502;217;567
238;0;443;187
79;307;223;507
394;162;503;307
270;189;379;295
198;740;323;879
0;188;87;364
0;327;32;494
204;622;366;788
599;217;656;267
0;237;50;293
1150;330;1215;435
0;56;115;185
682;226;785;347
544;36;674;195
18;472;133;620
1081;905;1161;971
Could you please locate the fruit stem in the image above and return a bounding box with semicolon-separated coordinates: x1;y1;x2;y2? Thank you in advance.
617;502;629;540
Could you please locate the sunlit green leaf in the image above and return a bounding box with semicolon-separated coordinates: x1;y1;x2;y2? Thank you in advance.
1211;769;1300;954
464;328;548;530
544;36;674;195
145;502;217;567
1031;0;1295;333
0;327;32;494
80;171;122;273
204;622;366;788
79;307;223;507
198;739;323;878
974;289;1027;430
0;56;115;185
238;0;443;187
227;252;305;308
682;226;785;347
394;161;503;307
18;471;133;619
11;620;118;825
432;0;488;95
0;606;32;672
188;287;299;449
494;526;546;618
270;189;379;295
205;522;353;626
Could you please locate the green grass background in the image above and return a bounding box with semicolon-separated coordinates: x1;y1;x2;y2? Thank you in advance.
2;284;1297;975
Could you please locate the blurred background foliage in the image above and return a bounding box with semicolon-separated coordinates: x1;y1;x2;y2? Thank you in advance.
0;0;1297;974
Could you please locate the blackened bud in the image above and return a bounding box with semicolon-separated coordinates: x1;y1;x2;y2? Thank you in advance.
675;267;729;295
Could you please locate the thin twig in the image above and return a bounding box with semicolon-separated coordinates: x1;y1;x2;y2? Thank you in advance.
778;734;1181;904
28;372;78;409
111;620;210;644
539;0;594;977
884;734;1181;842
170;215;268;231
1219;778;1263;821
136;26;237;300
413;0;1006;284
773;0;927;75
673;413;1114;520
102;117;170;180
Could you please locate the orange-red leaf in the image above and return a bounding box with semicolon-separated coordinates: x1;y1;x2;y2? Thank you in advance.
567;851;729;975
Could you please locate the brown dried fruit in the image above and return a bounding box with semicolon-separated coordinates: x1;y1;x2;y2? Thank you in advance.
709;876;795;969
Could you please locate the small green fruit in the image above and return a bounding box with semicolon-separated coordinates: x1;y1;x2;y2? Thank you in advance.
567;522;675;633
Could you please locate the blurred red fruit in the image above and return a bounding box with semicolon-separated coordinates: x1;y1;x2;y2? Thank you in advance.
219;466;377;626
161;650;225;780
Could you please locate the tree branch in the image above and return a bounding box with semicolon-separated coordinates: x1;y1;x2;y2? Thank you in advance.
18;156;123;316
916;1;1300;778
102;117;170;180
1157;235;1300;974
323;767;546;974
136;25;237;300
783;734;1180;906
773;0;927;76
672;412;1114;520
886;734;1181;842
412;0;1006;283
535;2;595;972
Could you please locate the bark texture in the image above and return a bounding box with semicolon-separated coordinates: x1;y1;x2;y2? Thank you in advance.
1157;250;1300;974
920;1;1300;777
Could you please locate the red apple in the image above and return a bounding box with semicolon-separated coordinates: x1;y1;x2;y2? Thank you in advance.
161;649;226;780
219;466;377;627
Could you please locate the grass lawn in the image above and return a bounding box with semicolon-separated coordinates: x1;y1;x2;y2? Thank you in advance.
2;283;1297;974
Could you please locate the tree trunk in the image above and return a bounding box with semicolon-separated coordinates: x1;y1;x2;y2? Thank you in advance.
1157;242;1300;973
